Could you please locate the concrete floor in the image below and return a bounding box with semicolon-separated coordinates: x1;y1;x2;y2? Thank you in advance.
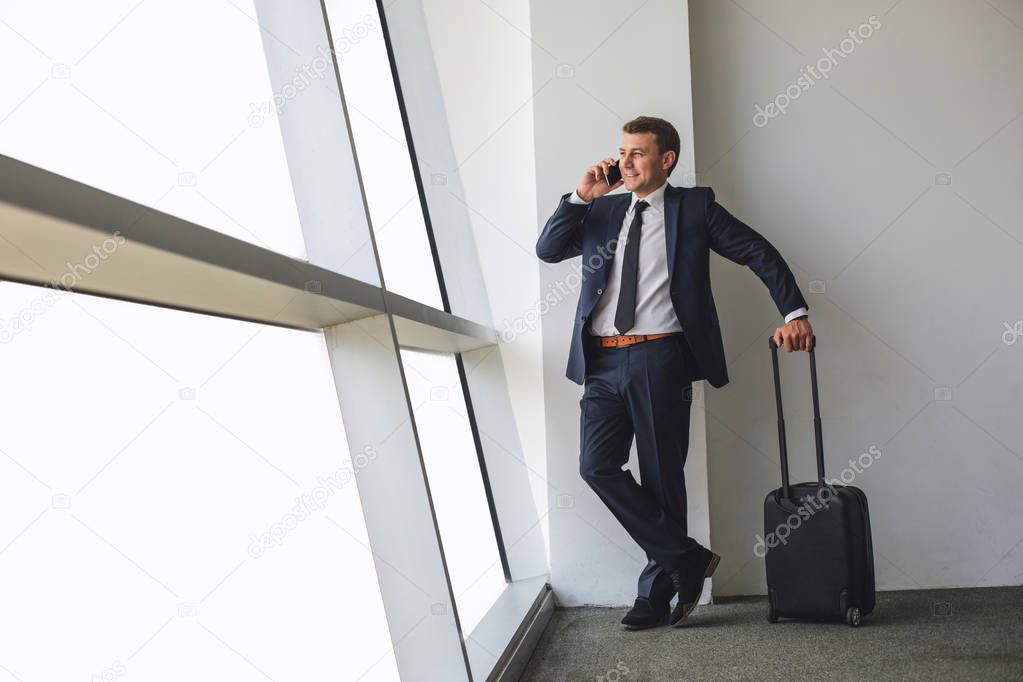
521;586;1023;681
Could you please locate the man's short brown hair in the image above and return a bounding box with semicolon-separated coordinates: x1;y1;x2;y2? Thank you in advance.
622;116;681;175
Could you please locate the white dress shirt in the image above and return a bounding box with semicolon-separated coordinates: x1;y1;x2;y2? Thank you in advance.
568;181;807;336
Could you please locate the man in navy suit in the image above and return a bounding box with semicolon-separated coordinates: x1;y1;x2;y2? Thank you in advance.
536;116;813;630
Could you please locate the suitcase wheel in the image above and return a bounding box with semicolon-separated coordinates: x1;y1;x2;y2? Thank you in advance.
846;607;862;627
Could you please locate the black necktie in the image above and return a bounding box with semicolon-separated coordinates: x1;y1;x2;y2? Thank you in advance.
614;200;649;334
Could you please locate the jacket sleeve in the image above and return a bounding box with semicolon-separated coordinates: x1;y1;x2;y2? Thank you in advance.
536;192;592;263
704;187;808;316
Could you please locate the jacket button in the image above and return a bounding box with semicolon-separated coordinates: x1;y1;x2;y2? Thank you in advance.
597;288;603;295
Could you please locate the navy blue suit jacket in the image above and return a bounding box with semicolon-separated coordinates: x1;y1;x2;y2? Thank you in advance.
536;184;808;387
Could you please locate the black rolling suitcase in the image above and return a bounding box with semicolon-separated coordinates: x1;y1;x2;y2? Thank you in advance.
763;336;875;627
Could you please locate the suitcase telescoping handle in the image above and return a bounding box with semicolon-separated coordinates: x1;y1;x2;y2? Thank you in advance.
769;334;824;502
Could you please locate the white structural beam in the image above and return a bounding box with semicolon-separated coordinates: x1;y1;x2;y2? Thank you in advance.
249;0;380;286
252;1;473;679
324;318;471;681
0;153;495;351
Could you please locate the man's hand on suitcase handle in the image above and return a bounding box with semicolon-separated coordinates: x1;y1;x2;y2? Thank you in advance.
772;317;813;352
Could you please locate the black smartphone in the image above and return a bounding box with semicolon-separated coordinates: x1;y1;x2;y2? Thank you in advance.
604;161;622;186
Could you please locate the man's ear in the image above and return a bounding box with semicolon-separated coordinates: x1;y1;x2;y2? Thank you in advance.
662;150;676;172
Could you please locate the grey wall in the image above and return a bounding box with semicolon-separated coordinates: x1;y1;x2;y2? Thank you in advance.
689;0;1023;595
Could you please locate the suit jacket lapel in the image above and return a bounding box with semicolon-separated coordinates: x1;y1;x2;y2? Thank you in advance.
664;183;680;284
604;193;630;273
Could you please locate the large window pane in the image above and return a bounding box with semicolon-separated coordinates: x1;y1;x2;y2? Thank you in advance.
326;0;445;309
399;348;504;635
0;282;397;681
0;0;304;258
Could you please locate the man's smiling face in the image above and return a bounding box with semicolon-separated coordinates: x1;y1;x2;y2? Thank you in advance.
619;131;674;198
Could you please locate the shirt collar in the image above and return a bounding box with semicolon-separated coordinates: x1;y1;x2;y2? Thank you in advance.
629;180;669;213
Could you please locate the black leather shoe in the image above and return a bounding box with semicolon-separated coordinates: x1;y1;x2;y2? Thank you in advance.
620;597;670;630
668;550;721;627
649;567;677;605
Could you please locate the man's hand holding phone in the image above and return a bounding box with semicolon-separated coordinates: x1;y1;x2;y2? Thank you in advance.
576;157;623;203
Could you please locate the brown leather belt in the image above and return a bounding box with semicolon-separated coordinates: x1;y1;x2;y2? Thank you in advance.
592;331;681;348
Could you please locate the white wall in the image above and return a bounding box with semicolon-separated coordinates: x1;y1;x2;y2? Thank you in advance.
530;0;711;607
689;0;1023;595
